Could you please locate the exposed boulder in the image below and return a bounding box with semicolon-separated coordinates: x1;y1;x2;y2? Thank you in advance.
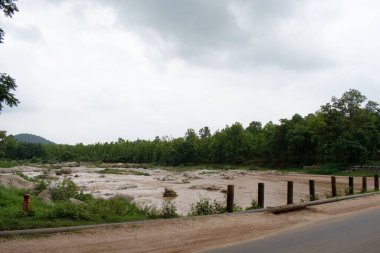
183;173;201;180
38;189;52;200
163;188;178;197
182;179;190;184
159;175;176;181
221;174;235;180
117;184;138;190
69;198;85;205
60;168;73;174
115;194;135;201
0;175;34;190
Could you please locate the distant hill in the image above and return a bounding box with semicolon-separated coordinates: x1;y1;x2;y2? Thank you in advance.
14;133;55;144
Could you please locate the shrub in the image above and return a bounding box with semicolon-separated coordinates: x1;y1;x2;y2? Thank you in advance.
246;199;260;210
233;204;243;212
75;191;93;202
34;179;49;194
91;197;126;217
159;201;179;218
30;157;41;163
87;196;147;220
51;202;91;220
15;171;32;181
189;197;226;216
50;178;79;201
0;160;17;168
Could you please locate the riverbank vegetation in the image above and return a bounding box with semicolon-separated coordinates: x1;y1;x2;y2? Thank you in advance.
0;178;178;230
1;89;379;168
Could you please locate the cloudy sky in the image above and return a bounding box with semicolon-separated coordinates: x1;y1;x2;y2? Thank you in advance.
1;0;380;144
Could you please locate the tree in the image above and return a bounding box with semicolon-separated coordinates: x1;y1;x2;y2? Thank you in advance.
199;126;211;139
246;121;262;134
0;0;19;113
318;89;379;164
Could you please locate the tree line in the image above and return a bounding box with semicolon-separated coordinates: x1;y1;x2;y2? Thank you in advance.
1;89;380;167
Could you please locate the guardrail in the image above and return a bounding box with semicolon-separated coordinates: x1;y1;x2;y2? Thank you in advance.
225;174;380;213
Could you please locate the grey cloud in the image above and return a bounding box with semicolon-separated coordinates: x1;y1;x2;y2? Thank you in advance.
112;1;242;53
100;0;332;71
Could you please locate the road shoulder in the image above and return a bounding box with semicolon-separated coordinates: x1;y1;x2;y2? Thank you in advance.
2;194;380;253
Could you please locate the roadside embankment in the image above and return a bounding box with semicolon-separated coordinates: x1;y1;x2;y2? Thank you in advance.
2;193;380;253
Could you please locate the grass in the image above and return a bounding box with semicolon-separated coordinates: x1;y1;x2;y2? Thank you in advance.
188;197;226;216
0;160;19;168
98;168;150;176
245;199;260;210
0;185;155;231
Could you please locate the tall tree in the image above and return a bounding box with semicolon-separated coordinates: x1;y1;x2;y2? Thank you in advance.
319;89;378;164
0;0;19;112
199;126;211;139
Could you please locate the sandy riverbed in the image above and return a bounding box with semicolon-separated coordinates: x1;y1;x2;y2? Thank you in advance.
1;165;372;215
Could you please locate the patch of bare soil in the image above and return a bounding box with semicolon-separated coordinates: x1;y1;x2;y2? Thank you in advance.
2;194;380;253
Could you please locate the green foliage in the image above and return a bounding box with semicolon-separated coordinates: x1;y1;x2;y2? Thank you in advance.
74;191;93;202
0;72;19;112
0;186;151;230
50;195;149;222
98;168;123;174
189;198;226;216
50;178;79;201
0;185;52;230
14;171;31;181
50;202;91;220
1;89;380;168
60;151;74;162
159;200;179;218
0;160;17;168
0;0;19;112
34;179;49;194
246;199;260;210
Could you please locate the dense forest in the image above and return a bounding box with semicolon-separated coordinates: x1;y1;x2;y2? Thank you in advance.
1;89;379;167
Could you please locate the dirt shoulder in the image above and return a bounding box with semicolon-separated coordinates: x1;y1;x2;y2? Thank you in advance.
2;194;380;253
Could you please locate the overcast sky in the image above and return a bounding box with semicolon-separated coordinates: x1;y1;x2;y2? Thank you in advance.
1;0;380;144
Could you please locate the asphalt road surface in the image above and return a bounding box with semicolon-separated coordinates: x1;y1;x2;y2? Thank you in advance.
203;207;380;253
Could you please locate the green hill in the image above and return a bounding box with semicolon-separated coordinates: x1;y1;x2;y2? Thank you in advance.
14;133;55;144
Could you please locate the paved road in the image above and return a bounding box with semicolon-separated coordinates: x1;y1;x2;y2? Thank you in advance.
203;207;380;253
